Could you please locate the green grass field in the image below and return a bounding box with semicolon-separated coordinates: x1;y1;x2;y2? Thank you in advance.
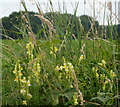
1;0;120;106
2;37;119;105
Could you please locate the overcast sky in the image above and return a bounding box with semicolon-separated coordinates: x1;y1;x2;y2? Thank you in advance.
0;0;120;25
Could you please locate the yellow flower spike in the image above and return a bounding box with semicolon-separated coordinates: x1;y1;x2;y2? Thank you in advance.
70;85;73;88
21;67;23;71
31;54;33;59
92;67;95;71
63;63;66;68
27;80;31;87
105;81;108;84
58;73;62;80
50;45;53;50
36;78;39;83
31;43;34;49
27;93;32;99
66;76;68;79
28;76;31;80
50;51;53;54
18;64;21;71
102;59;106;67
96;67;98;72
54;47;58;53
79;55;84;62
26;43;29;48
13;70;17;74
74;99;78;105
62;56;66;63
22;100;27;105
65;67;69;72
14;77;18;82
98;63;102;66
68;62;73;70
35;72;39;76
55;66;59;71
21;77;26;83
33;70;36;73
19;71;23;76
112;72;116;77
60;66;63;70
37;63;41;69
96;73;99;79
20;88;26;96
103;84;105;90
73;93;78;105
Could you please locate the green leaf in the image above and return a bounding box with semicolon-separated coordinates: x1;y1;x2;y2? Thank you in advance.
53;96;59;105
91;96;110;104
64;88;75;100
52;39;61;44
114;95;120;99
97;92;113;97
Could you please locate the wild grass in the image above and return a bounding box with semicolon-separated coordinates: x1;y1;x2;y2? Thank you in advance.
1;0;120;106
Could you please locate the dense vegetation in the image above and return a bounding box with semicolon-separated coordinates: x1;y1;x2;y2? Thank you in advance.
1;1;120;106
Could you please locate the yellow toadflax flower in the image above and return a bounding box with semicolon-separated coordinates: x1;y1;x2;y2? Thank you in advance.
98;63;102;66
20;88;26;96
55;66;59;71
21;67;23;71
26;43;29;49
102;59;106;67
19;71;23;76
14;76;18;82
37;63;41;69
13;70;17;74
68;62;73;69
79;55;84;62
21;77;26;83
27;93;32;99
60;66;63;70
63;63;66;68
50;51;53;54
74;99;78;105
96;72;99;79
65;67;69;72
22;100;27;105
27;80;31;86
54;47;58;53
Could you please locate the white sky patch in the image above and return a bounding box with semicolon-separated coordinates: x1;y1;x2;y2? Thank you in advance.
0;0;120;25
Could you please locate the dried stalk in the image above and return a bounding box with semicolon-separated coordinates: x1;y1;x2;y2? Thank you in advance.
22;15;29;24
28;32;37;47
71;69;84;105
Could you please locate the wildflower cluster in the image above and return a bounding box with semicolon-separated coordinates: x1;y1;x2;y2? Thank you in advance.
13;61;32;105
20;76;32;105
50;44;58;58
55;57;74;88
98;59;106;67
72;92;78;105
13;60;23;83
26;41;34;63
32;61;41;84
92;60;116;91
